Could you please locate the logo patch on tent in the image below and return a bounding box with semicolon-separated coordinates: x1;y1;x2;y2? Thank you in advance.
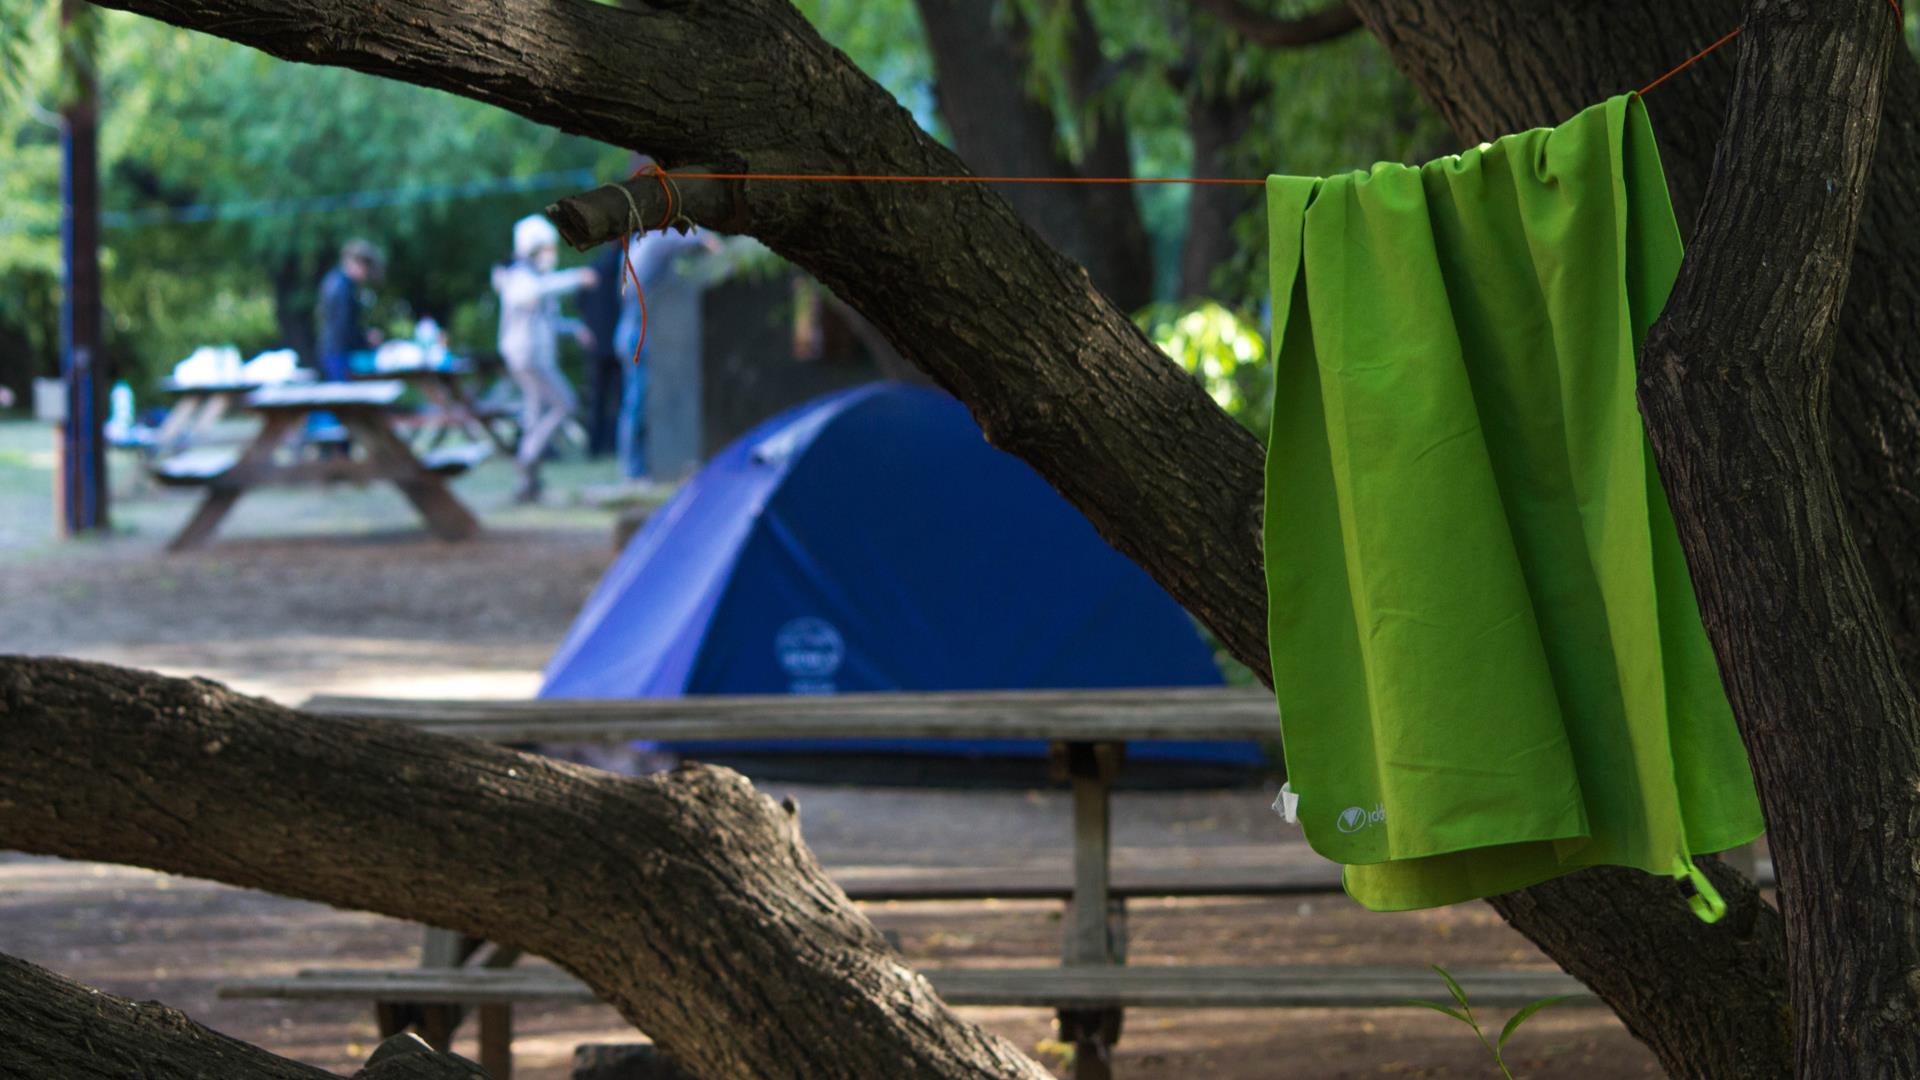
776;617;845;689
1336;804;1385;834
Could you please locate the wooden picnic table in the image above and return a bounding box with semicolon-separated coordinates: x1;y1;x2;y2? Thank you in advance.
152;381;483;552
305;688;1281;1079
248;689;1765;1079
349;360;515;455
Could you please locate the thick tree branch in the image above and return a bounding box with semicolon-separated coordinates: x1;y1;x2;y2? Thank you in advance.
0;952;485;1079
0;656;1051;1080
1187;0;1362;47
1633;2;1917;1074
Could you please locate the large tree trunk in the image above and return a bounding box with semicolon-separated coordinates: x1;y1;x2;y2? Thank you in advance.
0;656;1052;1080
1630;4;1920;1074
57;0;1920;1074
0;951;487;1079
913;0;1155;312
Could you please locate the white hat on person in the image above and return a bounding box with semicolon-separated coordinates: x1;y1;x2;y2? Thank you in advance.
513;214;560;259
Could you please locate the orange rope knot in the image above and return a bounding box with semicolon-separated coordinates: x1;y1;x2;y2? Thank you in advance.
617;164;685;365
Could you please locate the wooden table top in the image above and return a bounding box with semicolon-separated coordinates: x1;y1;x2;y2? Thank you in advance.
301;687;1281;744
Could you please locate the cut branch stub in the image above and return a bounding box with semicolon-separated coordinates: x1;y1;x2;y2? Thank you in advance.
547;168;744;250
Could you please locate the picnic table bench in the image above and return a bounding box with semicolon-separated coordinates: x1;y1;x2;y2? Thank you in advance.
230;690;1759;1079
223;963;1595;1080
150;381;483;552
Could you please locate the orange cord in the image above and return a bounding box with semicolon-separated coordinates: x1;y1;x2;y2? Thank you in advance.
1638;25;1744;96
668;173;1265;186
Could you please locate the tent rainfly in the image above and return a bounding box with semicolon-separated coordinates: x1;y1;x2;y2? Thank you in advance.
541;382;1261;766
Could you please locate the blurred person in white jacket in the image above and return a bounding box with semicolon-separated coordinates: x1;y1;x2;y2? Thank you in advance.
492;214;598;502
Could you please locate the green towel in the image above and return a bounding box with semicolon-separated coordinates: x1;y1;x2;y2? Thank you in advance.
1263;94;1763;921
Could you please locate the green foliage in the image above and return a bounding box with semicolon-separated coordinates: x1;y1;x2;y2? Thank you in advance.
1;11;626;397
1409;965;1574;1079
790;0;939;131
1136;299;1270;439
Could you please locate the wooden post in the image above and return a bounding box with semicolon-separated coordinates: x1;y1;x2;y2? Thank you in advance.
1054;740;1124;1080
477;1004;512;1080
58;0;107;535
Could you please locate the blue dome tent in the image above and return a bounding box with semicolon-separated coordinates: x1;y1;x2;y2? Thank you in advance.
541;382;1260;767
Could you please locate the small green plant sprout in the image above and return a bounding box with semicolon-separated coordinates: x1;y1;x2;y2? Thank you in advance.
1408;964;1575;1079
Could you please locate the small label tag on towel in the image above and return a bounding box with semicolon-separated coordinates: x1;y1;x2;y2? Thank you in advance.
1272;783;1299;825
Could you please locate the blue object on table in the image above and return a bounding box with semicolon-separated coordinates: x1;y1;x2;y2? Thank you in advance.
540;382;1258;766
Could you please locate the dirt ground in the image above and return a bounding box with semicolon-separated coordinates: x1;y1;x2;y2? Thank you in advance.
0;440;1665;1079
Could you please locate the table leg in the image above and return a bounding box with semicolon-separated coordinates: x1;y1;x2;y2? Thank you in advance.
166;490;242;553
164;413;301;552
416;1005;457;1053
345;414;480;541
1055;740;1124;1080
478;1004;513;1079
407;929;522;1073
413;378;458;451
441;373;516;455
151;396;203;455
196;390;234;434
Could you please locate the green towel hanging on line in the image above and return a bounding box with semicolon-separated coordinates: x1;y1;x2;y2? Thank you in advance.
1262;94;1763;922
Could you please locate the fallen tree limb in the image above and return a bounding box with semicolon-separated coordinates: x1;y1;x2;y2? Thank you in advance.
0;951;485;1079
0;656;1051;1080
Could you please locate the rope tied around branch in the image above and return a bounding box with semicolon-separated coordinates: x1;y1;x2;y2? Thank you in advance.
609;165;692;364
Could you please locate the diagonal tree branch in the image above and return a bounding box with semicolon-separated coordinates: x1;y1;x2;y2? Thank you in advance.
1186;0;1362;47
0;656;1051;1080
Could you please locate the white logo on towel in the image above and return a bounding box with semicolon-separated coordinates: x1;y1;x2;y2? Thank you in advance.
1336;804;1386;834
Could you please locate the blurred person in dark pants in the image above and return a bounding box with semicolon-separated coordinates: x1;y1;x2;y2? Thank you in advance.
577;243;625;458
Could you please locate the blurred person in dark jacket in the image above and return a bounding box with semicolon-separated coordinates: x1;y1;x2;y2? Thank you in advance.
315;239;384;380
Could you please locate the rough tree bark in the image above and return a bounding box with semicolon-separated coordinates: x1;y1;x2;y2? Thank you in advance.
0;952;487;1079
0;657;1052;1080
50;0;1920;1074
1630;3;1918;1075
914;0;1155;312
